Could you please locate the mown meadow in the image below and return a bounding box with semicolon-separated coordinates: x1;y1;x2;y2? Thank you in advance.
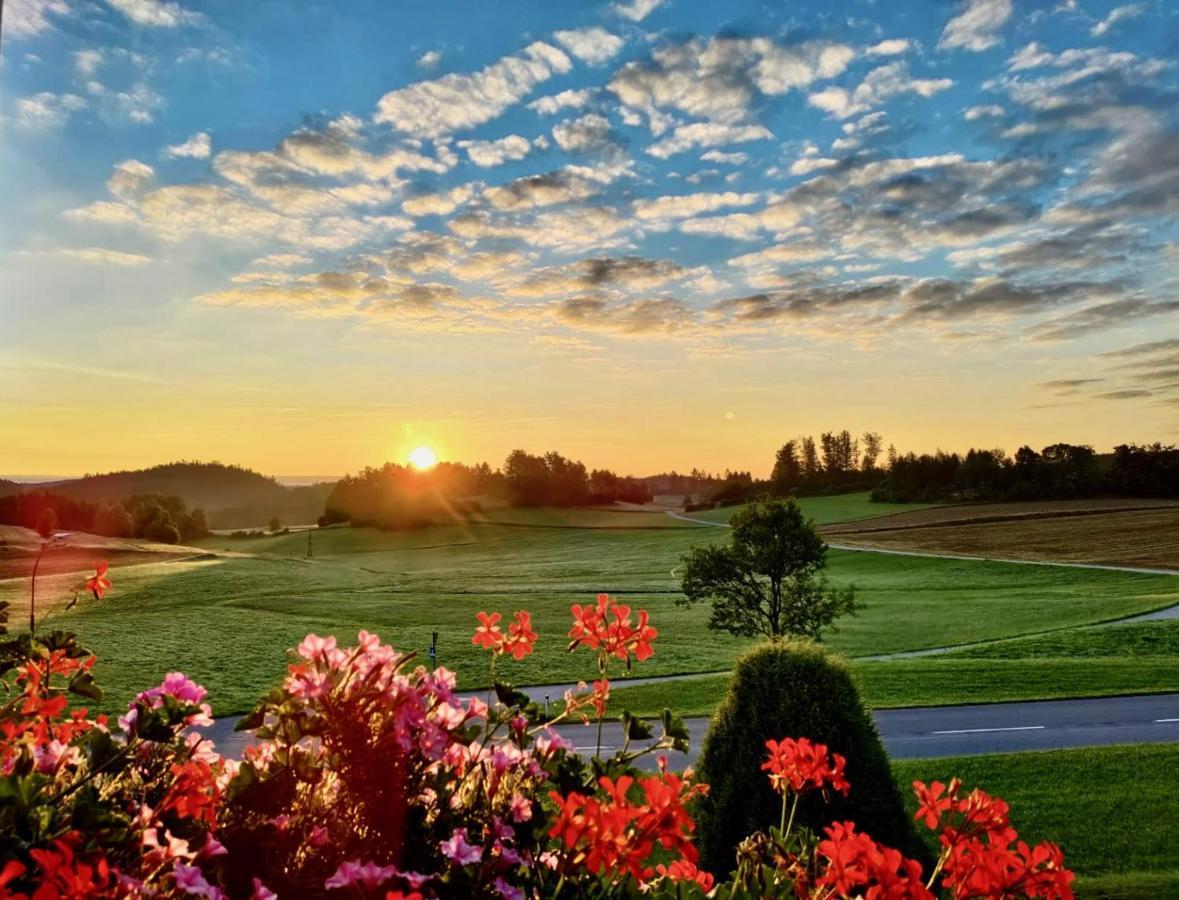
3;494;1176;718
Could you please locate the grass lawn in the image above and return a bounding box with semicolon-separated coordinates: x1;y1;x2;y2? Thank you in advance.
3;500;1177;716
892;745;1179;895
607;622;1179;718
687;491;945;525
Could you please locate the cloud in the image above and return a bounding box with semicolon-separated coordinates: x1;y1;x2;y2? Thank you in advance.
374;41;572;137
417;50;441;69
700;150;749;165
866;39;911;57
4;0;70;37
165;131;211;159
13;92;86;129
552;113;619;154
608;36;854;132
508;256;689;297
808;62;952;119
107;159;155;200
1038;378;1104;393
964;104;1005;120
251;253;312;268
457;134;532;167
633;191;759;221
448;206;629;251
557;296;689;334
646;121;772;158
553;27;624;66
483;170;600;210
63;201;138;224
789;156;838;176
73;49;103;77
1091;3;1144;36
1026;296;1179;341
528;88;595;116
105;0;200;27
939;0;1013;52
20;247;151;266
401;184;476;217
613;0;663;22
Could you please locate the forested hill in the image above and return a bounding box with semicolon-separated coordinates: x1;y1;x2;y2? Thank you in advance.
16;462;334;528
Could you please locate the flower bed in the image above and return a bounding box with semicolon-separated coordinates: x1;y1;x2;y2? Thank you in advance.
0;566;1074;898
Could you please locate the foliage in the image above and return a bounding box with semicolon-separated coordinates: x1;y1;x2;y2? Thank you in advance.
873;442;1179;503
0;490;208;543
678;500;858;640
695;640;929;875
503;450;650;508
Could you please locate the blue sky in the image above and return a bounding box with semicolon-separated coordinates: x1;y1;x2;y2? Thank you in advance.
1;0;1177;476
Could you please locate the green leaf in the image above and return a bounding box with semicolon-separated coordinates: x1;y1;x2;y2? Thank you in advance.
622;711;653;741
235;706;266;731
68;670;103;701
493;681;531;709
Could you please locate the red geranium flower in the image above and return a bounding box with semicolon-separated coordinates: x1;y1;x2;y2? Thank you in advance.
762;736;850;797
472;611;505;650
85;561;112;600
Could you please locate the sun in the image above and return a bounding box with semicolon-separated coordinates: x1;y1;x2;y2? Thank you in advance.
408;445;438;470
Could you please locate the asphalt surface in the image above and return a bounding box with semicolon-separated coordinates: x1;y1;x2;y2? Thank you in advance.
201;692;1179;769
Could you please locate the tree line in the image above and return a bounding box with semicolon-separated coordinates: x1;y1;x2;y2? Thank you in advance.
871;442;1179;502
323;451;652;529
0;490;210;544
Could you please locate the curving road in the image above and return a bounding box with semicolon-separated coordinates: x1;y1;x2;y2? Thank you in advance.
201;692;1179;769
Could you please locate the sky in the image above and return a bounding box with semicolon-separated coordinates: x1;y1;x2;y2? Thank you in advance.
1;0;1177;479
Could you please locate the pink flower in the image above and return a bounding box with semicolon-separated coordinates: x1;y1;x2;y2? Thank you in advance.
324;860;398;891
509;793;533;823
308;825;329;848
196;834;227;860
173;861;225;899
250;879;277;900
138;672;208;707
440;828;482;866
494;877;524;900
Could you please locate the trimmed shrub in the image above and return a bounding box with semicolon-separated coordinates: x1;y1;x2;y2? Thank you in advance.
696;640;930;875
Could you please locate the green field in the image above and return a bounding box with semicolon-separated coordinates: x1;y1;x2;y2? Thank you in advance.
3;496;1177;716
893;745;1179;895
686;491;945;525
608;621;1179;717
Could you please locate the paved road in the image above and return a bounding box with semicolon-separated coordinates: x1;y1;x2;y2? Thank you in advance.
201;692;1179;769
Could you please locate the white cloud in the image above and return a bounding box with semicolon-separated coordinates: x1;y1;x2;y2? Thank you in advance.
552;114;614;153
105;0;200;27
457;134;532;167
528;88;594;115
553;27;624;66
964;104;1005;120
1091;3;1144;36
701;149;749;165
647;122;772;159
164;131;211;159
107;159;155;200
613;0;663;22
401;184;475;217
633;191;759;220
251;253;312;268
866;39;911;57
63;201;137;224
4;0;70;37
374;41;572;137
610;37;855;132
23;247;151;266
14;92;86;129
417;50;442;69
789;157;838;176
808;63;953;119
73;49;103;77
939;0;1013;52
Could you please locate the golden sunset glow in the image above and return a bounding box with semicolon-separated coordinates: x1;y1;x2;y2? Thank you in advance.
408;445;439;471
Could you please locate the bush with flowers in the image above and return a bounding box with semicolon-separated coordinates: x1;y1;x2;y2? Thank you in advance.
0;559;1075;898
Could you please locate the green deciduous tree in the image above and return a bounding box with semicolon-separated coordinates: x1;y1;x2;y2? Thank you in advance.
677;499;858;640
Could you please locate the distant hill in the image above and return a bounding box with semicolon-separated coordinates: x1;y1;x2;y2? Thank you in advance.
8;462;335;529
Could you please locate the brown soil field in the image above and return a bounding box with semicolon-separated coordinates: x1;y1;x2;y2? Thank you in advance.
823;500;1179;570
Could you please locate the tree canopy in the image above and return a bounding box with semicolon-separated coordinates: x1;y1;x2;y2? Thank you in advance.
678;499;858;640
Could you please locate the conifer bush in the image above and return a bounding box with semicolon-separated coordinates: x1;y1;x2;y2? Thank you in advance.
696;639;930;874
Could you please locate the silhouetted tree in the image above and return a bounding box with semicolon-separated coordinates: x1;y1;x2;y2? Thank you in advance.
678;499;858;640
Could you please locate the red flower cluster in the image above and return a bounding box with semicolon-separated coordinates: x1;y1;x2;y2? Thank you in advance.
762;737;850;796
816;820;933;899
914;780;1074;899
0;835;115;899
471;610;537;660
547;770;707;882
567;593;657;668
654;859;715;892
85;561;111;600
